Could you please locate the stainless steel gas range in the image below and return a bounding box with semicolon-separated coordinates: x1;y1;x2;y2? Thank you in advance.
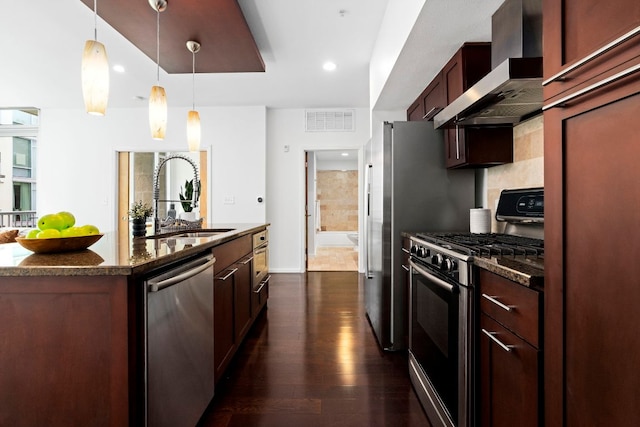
407;188;544;427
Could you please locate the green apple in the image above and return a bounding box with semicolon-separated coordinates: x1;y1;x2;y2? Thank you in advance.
60;226;84;238
57;211;76;229
80;224;100;235
38;213;65;231
26;229;40;239
36;229;61;239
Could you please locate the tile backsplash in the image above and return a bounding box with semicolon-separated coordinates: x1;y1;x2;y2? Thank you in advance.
486;115;544;232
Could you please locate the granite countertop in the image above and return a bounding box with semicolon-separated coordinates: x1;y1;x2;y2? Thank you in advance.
0;223;268;277
473;255;544;289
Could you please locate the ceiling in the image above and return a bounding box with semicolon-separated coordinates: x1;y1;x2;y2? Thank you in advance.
0;1;504;111
78;0;264;74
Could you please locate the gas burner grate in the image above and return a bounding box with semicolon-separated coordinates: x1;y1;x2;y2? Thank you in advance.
416;232;544;259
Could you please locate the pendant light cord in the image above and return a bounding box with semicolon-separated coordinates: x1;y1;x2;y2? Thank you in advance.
192;50;196;110
156;9;160;84
93;0;98;40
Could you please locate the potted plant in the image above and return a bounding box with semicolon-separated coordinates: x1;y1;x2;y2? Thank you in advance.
179;179;201;219
129;200;153;237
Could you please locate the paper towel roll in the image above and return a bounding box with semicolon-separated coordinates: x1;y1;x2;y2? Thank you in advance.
470;208;491;234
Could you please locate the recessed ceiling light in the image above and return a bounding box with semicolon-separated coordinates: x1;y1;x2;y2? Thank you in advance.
113;64;125;73
341;152;349;157
323;61;337;71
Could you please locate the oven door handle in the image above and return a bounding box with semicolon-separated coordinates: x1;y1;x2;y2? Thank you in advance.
409;259;456;293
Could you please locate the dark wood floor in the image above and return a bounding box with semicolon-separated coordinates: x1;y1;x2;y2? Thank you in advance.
198;272;431;427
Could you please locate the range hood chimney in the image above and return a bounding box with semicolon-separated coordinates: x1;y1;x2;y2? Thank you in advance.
434;0;543;128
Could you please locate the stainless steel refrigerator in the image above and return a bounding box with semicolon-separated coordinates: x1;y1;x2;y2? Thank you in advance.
364;121;476;351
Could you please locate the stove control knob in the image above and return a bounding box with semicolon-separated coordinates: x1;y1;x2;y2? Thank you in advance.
443;258;457;272
432;253;444;268
410;245;419;255
417;246;430;258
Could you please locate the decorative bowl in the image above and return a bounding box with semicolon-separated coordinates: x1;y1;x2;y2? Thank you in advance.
15;234;104;254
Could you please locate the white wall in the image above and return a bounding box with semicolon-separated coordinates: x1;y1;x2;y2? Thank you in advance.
37;105;266;232
266;108;370;273
316;158;358;171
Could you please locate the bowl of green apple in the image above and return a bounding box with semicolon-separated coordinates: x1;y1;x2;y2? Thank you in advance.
15;211;103;254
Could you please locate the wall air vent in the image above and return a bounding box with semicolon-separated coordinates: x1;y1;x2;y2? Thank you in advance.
305;110;355;132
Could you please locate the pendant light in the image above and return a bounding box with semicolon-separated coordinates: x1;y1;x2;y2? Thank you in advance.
149;0;168;140
186;41;201;152
81;0;109;115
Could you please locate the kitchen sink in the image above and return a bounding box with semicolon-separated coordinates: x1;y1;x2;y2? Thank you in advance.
146;228;236;240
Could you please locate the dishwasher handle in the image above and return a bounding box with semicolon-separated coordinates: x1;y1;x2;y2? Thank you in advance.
147;255;215;292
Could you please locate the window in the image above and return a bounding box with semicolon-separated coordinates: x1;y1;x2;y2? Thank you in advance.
0;108;38;217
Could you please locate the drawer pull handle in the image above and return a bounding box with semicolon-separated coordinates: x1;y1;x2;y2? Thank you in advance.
254;275;271;293
482;329;514;352
543;62;640;111
216;267;238;281
482;293;513;312
401;264;410;272
543;25;640;86
401;247;410;254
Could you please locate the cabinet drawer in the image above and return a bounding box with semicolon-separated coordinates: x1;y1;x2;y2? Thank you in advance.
480;314;541;427
213;235;252;271
479;269;541;347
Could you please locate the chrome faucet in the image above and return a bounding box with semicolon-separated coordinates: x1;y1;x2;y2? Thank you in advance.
152;154;200;234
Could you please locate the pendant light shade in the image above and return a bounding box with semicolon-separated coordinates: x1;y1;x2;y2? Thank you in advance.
149;0;167;140
82;0;109;115
149;85;167;140
186;40;201;152
187;110;201;151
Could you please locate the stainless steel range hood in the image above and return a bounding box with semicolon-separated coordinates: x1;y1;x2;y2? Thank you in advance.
434;0;543;128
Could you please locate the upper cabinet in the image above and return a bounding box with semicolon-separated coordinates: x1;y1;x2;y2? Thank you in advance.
543;0;640;102
407;76;445;122
408;43;514;169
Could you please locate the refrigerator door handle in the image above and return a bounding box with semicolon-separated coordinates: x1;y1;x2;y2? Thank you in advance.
365;163;372;279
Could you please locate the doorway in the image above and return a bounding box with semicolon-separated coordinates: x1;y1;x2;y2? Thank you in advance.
305;149;359;271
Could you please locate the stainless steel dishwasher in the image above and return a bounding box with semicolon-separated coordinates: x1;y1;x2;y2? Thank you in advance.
145;253;215;427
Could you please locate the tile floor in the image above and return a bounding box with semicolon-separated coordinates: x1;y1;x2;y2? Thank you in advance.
307;246;358;271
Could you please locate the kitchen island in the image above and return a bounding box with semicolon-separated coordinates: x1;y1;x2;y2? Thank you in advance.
0;223;269;427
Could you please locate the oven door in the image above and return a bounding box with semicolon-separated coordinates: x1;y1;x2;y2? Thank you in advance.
408;258;473;427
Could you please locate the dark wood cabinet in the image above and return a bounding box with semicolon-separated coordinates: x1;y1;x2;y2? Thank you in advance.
441;43;513;169
407;73;445;121
543;3;640;425
478;270;542;427
212;234;252;383
234;254;253;342
214;265;236;382
445;126;513;169
543;0;640;102
441;43;492;104
407;42;513;168
0;276;130;427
